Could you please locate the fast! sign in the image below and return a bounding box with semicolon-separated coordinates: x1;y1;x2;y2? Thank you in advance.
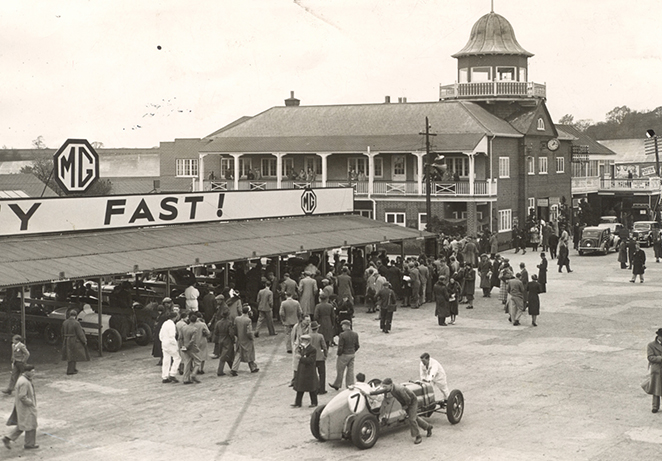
0;188;354;236
53;139;99;193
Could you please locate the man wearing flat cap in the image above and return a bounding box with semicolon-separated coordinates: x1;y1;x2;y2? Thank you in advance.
370;377;432;445
309;321;328;394
329;320;359;390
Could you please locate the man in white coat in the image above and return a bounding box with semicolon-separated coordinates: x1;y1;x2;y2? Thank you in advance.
419;352;450;401
159;312;181;383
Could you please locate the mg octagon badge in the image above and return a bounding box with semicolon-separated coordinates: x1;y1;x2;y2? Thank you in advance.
53;139;100;194
301;188;317;215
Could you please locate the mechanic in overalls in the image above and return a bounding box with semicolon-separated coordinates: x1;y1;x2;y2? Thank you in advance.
370;378;433;444
419;352;450;403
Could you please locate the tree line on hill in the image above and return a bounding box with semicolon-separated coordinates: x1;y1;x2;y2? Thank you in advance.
558;106;662;140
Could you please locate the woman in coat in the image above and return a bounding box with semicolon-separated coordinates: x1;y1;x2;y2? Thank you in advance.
292;334;318;407
447;276;461;325
527;274;542;327
478;255;492;298
631;243;646;283
433;277;450;326
646;328;662;413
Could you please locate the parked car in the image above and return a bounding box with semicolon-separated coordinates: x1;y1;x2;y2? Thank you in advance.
632;221;661;247
310;380;464;449
578;227;614;255
42;283;158;351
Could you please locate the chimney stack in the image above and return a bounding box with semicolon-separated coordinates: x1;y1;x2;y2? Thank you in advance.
285;91;300;107
385;96;390;103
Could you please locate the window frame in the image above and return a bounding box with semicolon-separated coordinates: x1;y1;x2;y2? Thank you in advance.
261;158;277;177
499;157;510;178
556;156;565;173
539;156;548;175
175;158;199;177
527;156;535;175
537;118;545;131
498;209;512;232
385;212;406;227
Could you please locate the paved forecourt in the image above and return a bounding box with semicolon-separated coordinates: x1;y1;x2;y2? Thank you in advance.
0;246;661;460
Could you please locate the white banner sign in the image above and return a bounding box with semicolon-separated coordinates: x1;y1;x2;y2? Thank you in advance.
0;188;354;237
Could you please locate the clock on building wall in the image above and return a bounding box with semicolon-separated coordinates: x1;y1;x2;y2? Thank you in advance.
547;138;560;151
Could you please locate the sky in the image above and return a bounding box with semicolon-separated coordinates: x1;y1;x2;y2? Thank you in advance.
1;0;661;149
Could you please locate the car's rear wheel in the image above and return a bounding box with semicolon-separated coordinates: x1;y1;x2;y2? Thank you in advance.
446;390;464;425
578;250;584;256
134;322;152;346
310;404;326;441
43;324;60;345
351;413;379;449
102;328;123;352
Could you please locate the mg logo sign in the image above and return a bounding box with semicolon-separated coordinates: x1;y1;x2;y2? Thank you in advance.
53;139;99;193
301;188;317;215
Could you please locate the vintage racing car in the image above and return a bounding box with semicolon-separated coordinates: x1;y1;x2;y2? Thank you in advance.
310;379;464;449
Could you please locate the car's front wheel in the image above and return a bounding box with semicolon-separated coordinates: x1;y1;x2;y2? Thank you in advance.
351;413;379;449
310;404;326;441
446;389;464;425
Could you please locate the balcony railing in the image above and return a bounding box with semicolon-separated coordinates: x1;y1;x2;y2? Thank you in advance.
201;179;497;197
600;177;662;191
571;177;601;194
439;81;546;100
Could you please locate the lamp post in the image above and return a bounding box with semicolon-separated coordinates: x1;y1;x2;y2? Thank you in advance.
646;129;661;177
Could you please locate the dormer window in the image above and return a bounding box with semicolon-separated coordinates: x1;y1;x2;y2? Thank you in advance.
537;118;545;131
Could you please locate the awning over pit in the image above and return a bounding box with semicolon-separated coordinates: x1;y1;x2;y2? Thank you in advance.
0;214;433;288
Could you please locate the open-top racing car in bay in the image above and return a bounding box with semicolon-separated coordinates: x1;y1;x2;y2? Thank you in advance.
310;379;464;449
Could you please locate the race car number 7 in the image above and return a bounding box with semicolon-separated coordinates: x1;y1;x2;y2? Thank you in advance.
347;389;366;414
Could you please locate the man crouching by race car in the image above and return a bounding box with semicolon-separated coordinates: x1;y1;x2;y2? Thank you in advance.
370;378;433;444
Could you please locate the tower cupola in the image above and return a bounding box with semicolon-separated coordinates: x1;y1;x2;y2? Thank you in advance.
440;10;545;101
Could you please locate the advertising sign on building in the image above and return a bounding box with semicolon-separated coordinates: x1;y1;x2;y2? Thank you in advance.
0;188;354;237
53;139;100;193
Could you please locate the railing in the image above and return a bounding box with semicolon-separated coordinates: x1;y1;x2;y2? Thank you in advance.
439;81;546;100
600;177;662;191
200;179;497;196
571;177;601;194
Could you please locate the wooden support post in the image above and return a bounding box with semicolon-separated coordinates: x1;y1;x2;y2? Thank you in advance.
20;286;26;343
166;270;171;299
98;279;103;357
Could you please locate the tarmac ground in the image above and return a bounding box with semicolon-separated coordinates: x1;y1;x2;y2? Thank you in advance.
0;246;661;460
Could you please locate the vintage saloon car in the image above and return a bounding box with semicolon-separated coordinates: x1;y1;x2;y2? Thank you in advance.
632;221;661;247
310;380;464;449
578;227;613;255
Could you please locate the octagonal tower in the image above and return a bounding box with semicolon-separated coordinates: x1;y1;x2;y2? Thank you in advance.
440;10;545;102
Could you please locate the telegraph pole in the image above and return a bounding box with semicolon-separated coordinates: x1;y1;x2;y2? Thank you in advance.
420;117;437;229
